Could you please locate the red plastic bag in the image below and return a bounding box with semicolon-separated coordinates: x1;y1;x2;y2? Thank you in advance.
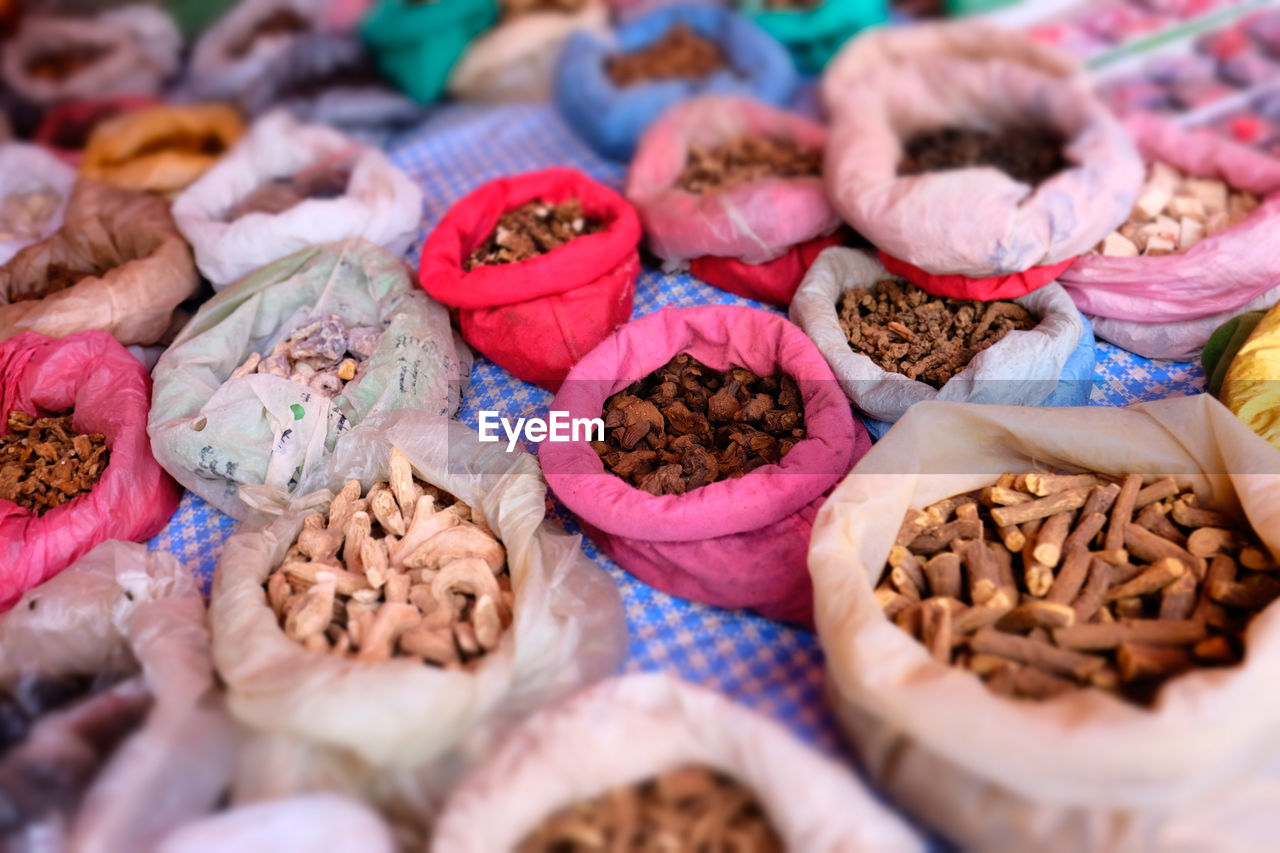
690;232;845;305
878;251;1077;302
540;305;867;625
33;96;158;165
0;331;180;610
420;168;642;390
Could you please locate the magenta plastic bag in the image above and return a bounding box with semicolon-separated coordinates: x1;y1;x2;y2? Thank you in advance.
625;94;839;266
1060;115;1280;359
540;305;866;625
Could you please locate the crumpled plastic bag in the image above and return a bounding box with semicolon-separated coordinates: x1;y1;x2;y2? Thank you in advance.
0;332;182;610
419;167;641;390
431;673;926;851
171;110;423;288
1222;301;1280;452
0;180;200;347
808;394;1280;851
0;144;75;266
149;240;468;522
209;412;627;812
79;103;245;196
361;0;500;104
821;19;1142;280
554;4;799;161
790;248;1089;424
157;794;396;853
1060;115;1280;361
186;0;326;101
741;0;887;74
447;0;611;103
0;540;236;852
540;305;867;625
34;96;158;166
689;232;846;306
0;5;180;104
625;95;839;266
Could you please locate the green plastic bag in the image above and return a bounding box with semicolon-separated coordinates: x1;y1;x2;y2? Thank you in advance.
1203;310;1267;399
741;0;888;74
361;0;499;104
148;239;470;521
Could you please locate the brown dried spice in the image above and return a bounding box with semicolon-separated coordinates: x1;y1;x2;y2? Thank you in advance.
899;126;1070;187
9;263;107;304
226;159;354;221
0;411;109;515
465;199;602;270
606;25;728;87
596;353;806;496
26;43;109;81
878;471;1276;706
676;136;822;194
517;765;783;853
837;279;1035;389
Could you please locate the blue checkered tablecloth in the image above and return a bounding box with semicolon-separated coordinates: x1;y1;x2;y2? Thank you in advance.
147;101;1206;754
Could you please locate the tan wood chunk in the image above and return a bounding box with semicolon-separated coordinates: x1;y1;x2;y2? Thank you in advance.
923;552;962;600
996;601;1075;633
1106;558;1185;601
970;627;1106;681
1052;619;1205;651
1117;642;1191;683
1105;474;1144;551
990;488;1091;527
1024;472;1099;497
1133;477;1179;510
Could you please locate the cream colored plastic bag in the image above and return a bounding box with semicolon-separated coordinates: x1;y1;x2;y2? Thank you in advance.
790;247;1085;421
157;794;397;853
808;395;1280;851
210;410;627;787
0;540;236;853
0;143;75;265
171;110;423;288
431;673;924;851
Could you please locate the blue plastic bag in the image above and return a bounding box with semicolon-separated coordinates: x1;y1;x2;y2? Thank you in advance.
553;4;798;160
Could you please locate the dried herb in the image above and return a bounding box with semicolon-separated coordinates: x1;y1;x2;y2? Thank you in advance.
899;126;1069;186
606;25;728;87
596;353;806;496
676;136;822;194
0;411;109;515
837;279;1035;389
465;199;602;269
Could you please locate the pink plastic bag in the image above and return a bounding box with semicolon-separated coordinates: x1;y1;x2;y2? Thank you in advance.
0;331;181;610
540;305;866;625
1061;115;1280;356
625;95;839;266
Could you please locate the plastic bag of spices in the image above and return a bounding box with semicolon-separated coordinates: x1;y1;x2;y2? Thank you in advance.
419;167;642;391
186;0;325;101
432;673;925;851
171;110;423;289
553;4;798;161
149;240;468;522
361;0;500;104
209;411;627;817
1059;115;1280;362
821;20;1143;298
0;144;75;266
33;96;158;166
79;104;245;196
625;95;840;304
790;248;1090;425
739;0;888;74
808;395;1280;851
0;180;200;347
446;0;611;103
0;539;236;851
0;331;181;611
0;5;180;104
540;305;866;625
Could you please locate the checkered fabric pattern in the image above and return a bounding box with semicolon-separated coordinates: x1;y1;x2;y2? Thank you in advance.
147;102;1205;754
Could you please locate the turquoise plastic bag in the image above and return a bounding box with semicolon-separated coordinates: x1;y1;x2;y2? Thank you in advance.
361;0;499;104
740;0;888;74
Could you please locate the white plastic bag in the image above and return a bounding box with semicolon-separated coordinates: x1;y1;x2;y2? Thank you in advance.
171;110;423;288
790;247;1085;421
0;143;75;266
210;410;627;774
0;5;180;104
447;1;611;103
157;794;396;853
186;0;326;101
431;673;925;851
0;540;236;853
821;20;1142;278
808;395;1280;851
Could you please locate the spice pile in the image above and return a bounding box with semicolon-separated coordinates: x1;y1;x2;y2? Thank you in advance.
1092;161;1262;257
837;279;1036;389
465;199;601;269
898;126;1070;186
877;470;1277;705
226;158;354;221
228;8;310;58
0;411;109;515
25;43;108;81
675;136;822;194
0;188;61;242
606;25;728;87
500;0;587;20
266;448;513;667
594;353;806;496
230;314;381;399
517;766;783;852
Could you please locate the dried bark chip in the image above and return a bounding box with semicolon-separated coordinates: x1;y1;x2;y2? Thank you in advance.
898;126;1070;186
0;411;109;515
465;199;603;270
605;25;729;87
